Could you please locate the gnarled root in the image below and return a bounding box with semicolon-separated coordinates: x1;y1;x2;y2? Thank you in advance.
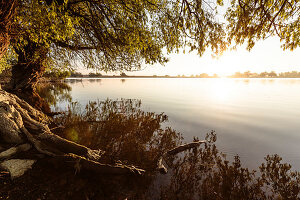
0;89;145;178
48;154;145;175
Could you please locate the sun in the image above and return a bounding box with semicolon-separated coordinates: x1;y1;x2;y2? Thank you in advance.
209;51;245;77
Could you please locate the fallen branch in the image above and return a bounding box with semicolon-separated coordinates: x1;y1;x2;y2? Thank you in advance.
157;140;206;174
166;141;206;156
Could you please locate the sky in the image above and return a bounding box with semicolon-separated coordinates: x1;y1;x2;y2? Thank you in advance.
126;36;300;77
77;0;300;77
83;36;300;77
79;1;300;77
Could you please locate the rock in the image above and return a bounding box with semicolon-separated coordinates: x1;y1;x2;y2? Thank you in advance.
0;159;36;179
0;143;31;159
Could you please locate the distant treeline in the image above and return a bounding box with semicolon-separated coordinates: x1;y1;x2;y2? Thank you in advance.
43;71;71;80
69;72;220;78
69;72;128;77
228;71;300;78
45;71;300;79
177;73;219;78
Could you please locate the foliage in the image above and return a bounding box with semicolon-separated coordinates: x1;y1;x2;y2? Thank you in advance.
199;73;209;78
36;82;72;107
3;0;299;88
43;70;71;80
0;48;17;73
9;0;227;73
2;0;300;79
70;71;83;77
88;72;102;77
278;71;300;78
228;71;300;78
10;0;78;71
120;72;127;77
226;0;300;50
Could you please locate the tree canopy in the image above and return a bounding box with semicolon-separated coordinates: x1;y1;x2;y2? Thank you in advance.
0;0;299;85
7;0;227;72
226;0;300;50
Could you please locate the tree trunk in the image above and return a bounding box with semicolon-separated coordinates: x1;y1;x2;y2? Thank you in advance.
0;0;16;59
5;40;51;113
13;90;51;115
8;41;48;91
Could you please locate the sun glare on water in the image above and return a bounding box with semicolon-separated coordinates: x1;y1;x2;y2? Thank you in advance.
210;78;236;102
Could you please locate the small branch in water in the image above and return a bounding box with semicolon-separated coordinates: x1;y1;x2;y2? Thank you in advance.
157;140;206;174
166;141;206;156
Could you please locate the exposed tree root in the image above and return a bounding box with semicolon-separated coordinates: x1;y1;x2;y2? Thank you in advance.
0;89;206;179
0;89;145;178
47;154;145;175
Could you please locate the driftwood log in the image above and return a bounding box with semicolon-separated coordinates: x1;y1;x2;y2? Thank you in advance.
157;141;206;174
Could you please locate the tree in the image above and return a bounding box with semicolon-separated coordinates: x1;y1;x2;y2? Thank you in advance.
212;73;219;78
244;71;251;78
4;0;226;91
70;71;82;77
199;73;209;78
259;71;269;77
1;0;299;92
120;72;127;77
88;72;96;77
43;70;71;80
0;0;16;59
268;71;277;77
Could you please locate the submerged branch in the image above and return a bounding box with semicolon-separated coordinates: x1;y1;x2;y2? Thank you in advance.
158;140;206;174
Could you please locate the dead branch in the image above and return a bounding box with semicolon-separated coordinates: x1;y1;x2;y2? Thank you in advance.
157;140;206;174
166;141;206;156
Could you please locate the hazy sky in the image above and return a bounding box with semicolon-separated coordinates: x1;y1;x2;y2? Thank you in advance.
79;2;300;77
83;36;300;76
121;36;300;76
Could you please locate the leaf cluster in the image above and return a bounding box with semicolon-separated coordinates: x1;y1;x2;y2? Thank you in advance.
10;0;227;72
226;0;300;50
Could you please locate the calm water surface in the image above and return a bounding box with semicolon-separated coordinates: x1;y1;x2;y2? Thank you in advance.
55;78;300;169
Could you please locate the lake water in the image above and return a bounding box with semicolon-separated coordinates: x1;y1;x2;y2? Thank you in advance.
53;78;300;170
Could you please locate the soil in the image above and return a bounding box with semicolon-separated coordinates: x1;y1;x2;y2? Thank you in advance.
0;157;146;200
0;68;11;86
